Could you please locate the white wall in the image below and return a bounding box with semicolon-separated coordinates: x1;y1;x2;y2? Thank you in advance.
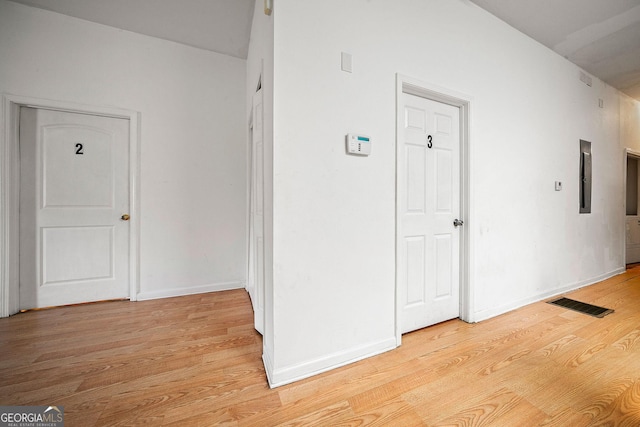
0;0;247;300
267;0;636;386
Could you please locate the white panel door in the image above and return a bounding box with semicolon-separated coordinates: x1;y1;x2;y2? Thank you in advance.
248;88;265;334
398;93;461;334
19;107;130;309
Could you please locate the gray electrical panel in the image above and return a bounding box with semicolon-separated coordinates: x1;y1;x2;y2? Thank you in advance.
580;140;592;214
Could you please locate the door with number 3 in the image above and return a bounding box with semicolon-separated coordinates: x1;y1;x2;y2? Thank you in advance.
19;107;130;310
398;92;462;334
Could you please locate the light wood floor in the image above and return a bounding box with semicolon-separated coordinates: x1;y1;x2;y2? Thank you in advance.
3;268;640;426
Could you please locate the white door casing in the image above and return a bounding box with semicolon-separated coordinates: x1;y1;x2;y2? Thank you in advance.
0;94;139;318
247;112;255;297
397;92;462;334
626;151;640;264
248;88;265;334
19;107;130;309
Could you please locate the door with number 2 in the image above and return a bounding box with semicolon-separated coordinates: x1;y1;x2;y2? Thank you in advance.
19;107;130;309
398;93;462;334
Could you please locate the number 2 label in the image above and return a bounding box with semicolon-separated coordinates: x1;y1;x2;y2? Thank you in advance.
75;143;84;155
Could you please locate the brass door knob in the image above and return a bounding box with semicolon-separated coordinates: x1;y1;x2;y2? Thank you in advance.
121;214;130;221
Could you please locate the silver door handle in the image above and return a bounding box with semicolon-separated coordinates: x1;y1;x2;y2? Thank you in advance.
453;219;464;227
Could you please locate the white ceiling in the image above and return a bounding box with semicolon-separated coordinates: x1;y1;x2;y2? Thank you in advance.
470;0;640;100
8;0;255;59
8;0;640;100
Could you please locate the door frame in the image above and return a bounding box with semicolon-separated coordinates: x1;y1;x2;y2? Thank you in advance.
1;93;141;317
247;97;255;294
395;74;473;345
247;71;263;295
247;72;265;334
623;148;640;265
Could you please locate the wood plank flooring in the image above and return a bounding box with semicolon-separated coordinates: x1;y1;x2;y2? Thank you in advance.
3;267;640;425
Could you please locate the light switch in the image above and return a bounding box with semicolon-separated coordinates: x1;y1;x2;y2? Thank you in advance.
555;181;562;191
341;52;352;73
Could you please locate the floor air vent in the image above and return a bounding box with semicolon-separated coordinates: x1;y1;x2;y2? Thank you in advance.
547;297;613;318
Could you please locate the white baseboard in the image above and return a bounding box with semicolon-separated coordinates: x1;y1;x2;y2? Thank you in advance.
471;267;626;322
136;281;244;301
265;336;397;388
262;345;275;387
